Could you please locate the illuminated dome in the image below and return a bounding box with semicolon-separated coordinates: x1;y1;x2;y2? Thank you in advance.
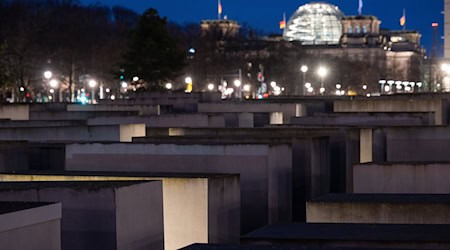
284;2;344;45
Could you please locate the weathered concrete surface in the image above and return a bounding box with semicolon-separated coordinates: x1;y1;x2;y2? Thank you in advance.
334;98;446;125
67;104;160;115
87;114;226;128
29;111;139;120
291;112;434;126
0;105;29;120
354;163;450;193
385;126;450;162
198;102;303;124
307;194;450;224
0;181;164;250
0;202;61;250
241;223;450;249
64;142;291;234
0;124;145;142
0;173;240;250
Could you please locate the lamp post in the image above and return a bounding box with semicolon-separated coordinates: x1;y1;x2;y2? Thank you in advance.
88;79;97;104
300;65;308;95
234;79;242;99
317;66;327;95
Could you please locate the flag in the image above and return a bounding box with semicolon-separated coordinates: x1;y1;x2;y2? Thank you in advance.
279;13;286;30
358;0;363;15
218;0;223;15
400;9;406;27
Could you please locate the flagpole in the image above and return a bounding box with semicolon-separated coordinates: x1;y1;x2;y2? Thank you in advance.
403;9;406;31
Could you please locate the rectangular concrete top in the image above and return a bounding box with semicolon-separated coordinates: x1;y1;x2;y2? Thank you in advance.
0;201;55;214
243;223;450;242
0;181;152;191
0;171;239;179
311;194;450;204
181;243;394;250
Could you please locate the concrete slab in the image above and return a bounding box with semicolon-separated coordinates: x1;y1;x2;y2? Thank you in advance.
354;163;450;194
242;223;450;249
307;194;450;224
0;172;240;250
0;181;164;250
63;142;291;234
0;201;61;250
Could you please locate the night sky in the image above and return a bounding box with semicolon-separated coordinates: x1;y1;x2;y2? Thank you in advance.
82;0;444;56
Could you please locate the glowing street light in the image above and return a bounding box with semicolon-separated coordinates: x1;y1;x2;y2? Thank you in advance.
336;83;342;90
165;83;173;90
317;66;328;94
234;80;242;87
121;81;128;88
243;84;251;92
300;65;308;95
207;83;215;91
185;77;193;93
132;76;139;82
270;81;277;88
305;82;312;89
49;79;58;89
44;71;52;79
88;79;97;88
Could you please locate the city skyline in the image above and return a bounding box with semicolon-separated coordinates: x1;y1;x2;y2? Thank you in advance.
83;0;444;56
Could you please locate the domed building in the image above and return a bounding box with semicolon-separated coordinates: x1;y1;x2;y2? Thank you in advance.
283;2;344;45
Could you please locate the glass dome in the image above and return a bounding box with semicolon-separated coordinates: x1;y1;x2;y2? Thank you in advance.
284;2;344;45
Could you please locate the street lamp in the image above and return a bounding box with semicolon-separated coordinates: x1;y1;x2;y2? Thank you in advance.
300;65;308;95
234;80;242;98
88;79;97;104
185;77;193;93
49;79;58;89
44;71;52;80
317;66;328;94
165;83;173;90
207;83;215;91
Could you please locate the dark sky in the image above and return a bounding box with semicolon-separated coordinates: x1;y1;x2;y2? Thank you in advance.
82;0;444;56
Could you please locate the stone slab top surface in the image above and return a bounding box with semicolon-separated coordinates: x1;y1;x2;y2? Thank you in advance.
0;181;152;191
0;201;55;214
243;223;450;242
310;194;450;204
0;171;238;179
182;243;401;250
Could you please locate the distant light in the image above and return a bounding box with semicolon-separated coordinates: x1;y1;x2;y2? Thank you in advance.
395;81;403;85
305;82;312;89
405;86;412;92
274;86;281;92
49;89;55;94
384;85;390;92
320;87;325;94
188;48;196;54
387;80;395;84
432;22;439;27
165;83;173;90
132;76;139;82
366;93;371;97
44;71;52;79
49;79;58;88
185;77;192;84
19;87;25;92
105;88;110;93
402;81;409;86
417;82;423;88
226;88;234;95
110;95;116;100
207;83;215;91
121;81;128;88
340;90;345;95
336;84;342;89
234;80;241;87
243;84;251;92
442;64;449;72
88;79;97;88
396;84;402;90
362;84;368;90
300;65;308;73
48;95;53;100
270;81;277;88
317;67;327;78
335;90;341;95
307;87;314;93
